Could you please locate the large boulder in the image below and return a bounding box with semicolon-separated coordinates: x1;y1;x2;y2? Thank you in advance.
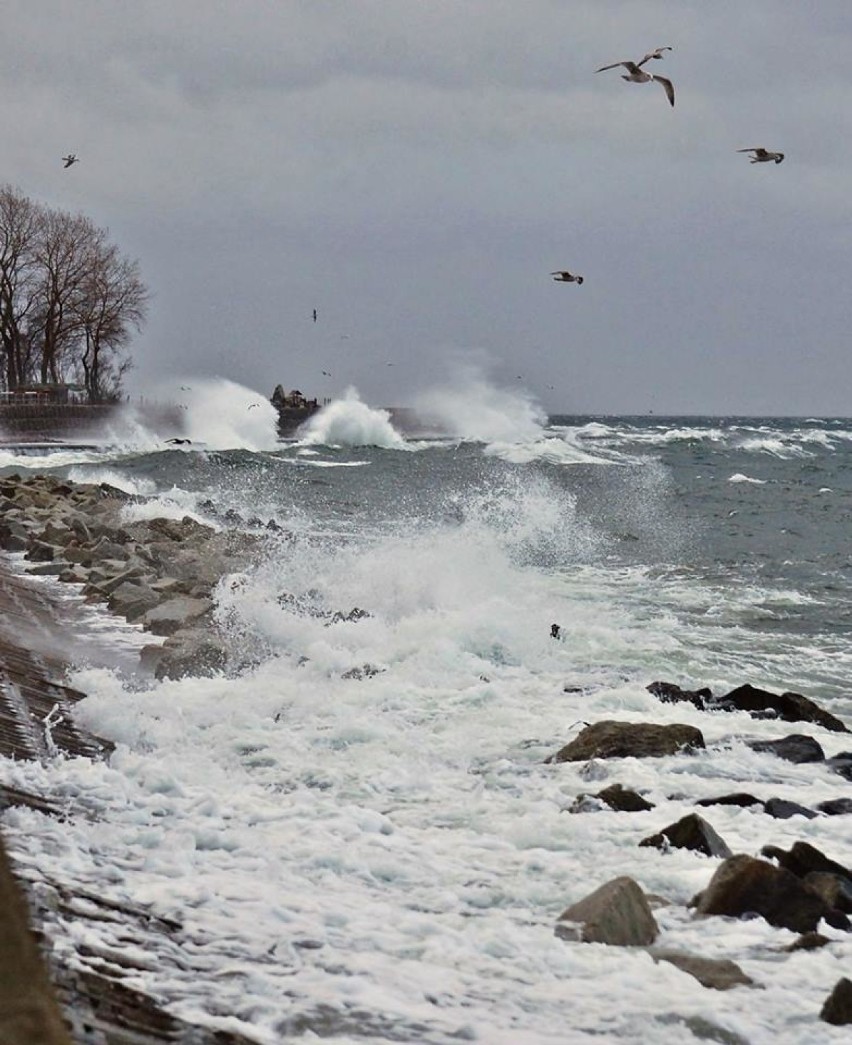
695;793;762;809
646;681;712;710
555;876;658;946
746;734;825;764
820;978;852;1026
639;813;732;858
141;597;213;636
693;854;849;933
716;684;848;733
546;721;705;764
817;798;852;816
763;798;817;820
761;841;852;886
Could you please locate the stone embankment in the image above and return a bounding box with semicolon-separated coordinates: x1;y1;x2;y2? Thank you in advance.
0;472;260;680
0;474;262;1042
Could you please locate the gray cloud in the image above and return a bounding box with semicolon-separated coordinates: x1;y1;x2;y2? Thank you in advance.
4;0;852;413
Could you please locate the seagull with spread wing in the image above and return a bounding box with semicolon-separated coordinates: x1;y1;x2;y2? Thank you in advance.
551;271;584;285
737;147;784;164
595;51;675;107
62;154;78;168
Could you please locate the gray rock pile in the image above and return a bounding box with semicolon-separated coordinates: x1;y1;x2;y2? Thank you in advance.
0;473;259;679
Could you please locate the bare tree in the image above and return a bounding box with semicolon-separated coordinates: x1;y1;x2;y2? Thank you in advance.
0;186;41;390
0;185;148;399
76;242;148;401
32;208;95;384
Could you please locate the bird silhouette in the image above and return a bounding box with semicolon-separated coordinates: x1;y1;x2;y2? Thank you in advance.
312;309;318;322
551;270;584;285
62;154;78;168
737;147;784;164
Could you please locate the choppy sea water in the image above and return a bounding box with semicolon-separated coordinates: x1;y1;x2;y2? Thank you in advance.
1;382;851;1044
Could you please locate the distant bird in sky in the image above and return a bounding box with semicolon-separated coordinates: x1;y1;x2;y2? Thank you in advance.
551;270;584;285
737;147;784;164
62;154;78;168
641;46;672;62
312;309;318;322
179;385;192;391
595;58;675;107
248;403;260;410
321;370;332;376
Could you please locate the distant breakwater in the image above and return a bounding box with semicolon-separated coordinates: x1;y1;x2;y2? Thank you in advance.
0;402;119;439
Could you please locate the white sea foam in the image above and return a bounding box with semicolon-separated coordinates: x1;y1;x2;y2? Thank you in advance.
299;388;407;449
2;425;851;1043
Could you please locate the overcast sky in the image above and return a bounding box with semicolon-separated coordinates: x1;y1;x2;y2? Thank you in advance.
4;0;852;415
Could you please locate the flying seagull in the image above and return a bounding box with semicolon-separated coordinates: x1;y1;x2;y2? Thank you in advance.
62;154;78;168
737;147;784;164
642;46;673;62
595;59;675;107
312;309;318;322
551;271;584;285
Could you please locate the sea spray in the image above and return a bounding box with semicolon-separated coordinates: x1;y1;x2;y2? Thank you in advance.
299;388;406;448
179;378;280;450
414;367;546;444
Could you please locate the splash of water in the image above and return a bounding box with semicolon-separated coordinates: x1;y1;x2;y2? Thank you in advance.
299;388;406;448
413;367;546;444
176;379;280;450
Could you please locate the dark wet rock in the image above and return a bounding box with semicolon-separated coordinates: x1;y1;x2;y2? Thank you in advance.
784;931;830;952
803;872;852;914
693;854;850;933
695;793;763;809
640;813;733;858
0;521;31;552
826;752;852;781
816;798;852;816
555;876;658;946
761;841;852;886
546;721;705;764
341;663;384;680
24;540;55;562
746;734;825;764
326;607;371;625
763;798;818;820
820;978;852;1025
715;683;849;733
646;680;712;710
25;563;65;577
648;949;755;990
571;783;655;813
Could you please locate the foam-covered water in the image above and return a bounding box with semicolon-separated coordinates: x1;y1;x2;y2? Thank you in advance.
1;387;851;1042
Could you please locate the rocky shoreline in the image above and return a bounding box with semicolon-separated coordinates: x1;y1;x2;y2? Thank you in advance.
0;472;851;1036
0;472;265;681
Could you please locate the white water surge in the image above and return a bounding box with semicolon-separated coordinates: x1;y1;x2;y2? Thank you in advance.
1;415;851;1044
